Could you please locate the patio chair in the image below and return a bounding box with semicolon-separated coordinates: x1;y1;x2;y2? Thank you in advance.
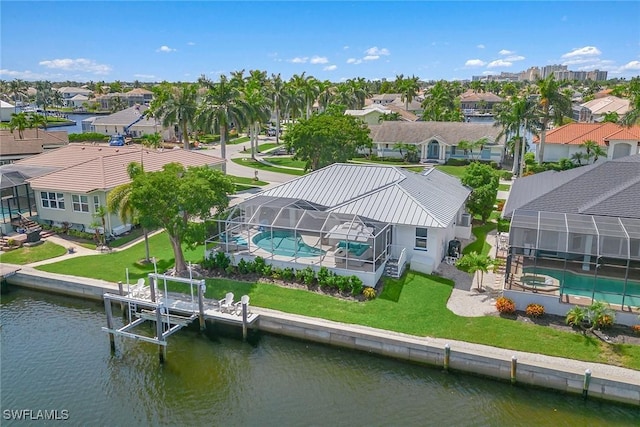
218;292;234;313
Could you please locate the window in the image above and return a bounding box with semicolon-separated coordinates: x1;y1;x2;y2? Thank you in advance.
93;196;100;212
415;227;428;250
72;195;89;213
451;146;457;155
41;192;65;210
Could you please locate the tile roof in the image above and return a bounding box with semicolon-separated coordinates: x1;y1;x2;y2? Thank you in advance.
253;163;470;227
17;145;224;193
369;121;504;145
533;123;640;146
580;96;630;115
503;155;640;220
459;90;504;103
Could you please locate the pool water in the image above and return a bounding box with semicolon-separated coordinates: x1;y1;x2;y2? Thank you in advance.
253;230;325;257
524;267;640;306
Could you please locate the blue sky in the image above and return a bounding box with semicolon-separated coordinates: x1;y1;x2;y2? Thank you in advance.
2;1;639;83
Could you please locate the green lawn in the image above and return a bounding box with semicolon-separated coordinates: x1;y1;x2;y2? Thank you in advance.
462;222;496;256
228;136;251;145
231;158;305;176
35;232;639;369
1;241;67;265
263;157;306;169
229;175;268;186
498;183;511;191
434;165;468;178
241;143;279;153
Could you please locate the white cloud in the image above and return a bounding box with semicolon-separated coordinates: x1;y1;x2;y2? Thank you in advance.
39;58;111;74
187;42;195;46
482;71;497;75
488;59;512;68
290;57;308;63
310;56;329;64
156;45;176;53
365;46;390;56
499;49;514;56
324;65;337;71
134;74;156;79
346;58;362;65
477;44;485;49
562;46;601;58
504;55;525;62
0;69;50;79
363;55;379;61
465;59;486;67
343;45;349;50
621;60;640;71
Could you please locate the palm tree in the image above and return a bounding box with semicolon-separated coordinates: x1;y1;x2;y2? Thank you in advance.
243;70;271;160
580;139;607;163
110;95;126;113
35;80;53;128
8;112;28;139
197;74;249;172
8;79;27;112
269;73;287;143
396;74;420;111
91;205;108;247
493;95;537;176
457;138;487;161
456;251;493;290
290;72;319;119
142;132;163;149
27;113;47;138
535;75;572;163
107;162;151;262
149;82;198;150
571;151;587;166
621;76;640;127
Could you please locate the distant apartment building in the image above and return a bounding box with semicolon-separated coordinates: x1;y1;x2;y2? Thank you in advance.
474;65;607;82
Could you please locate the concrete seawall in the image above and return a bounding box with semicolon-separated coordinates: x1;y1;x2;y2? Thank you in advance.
5;265;640;407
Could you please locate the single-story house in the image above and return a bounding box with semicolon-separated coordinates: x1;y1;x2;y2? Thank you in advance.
534;123;640;163
66;94;90;109
574;96;631;123
88;105;175;140
1;100;15;122
1;145;224;236
0;129;69;164
207;163;472;287
501;155;640;319
345;104;418;126
57;87;93;101
369;121;505;164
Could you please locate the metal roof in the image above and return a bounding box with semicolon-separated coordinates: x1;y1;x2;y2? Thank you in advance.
251;163;470;228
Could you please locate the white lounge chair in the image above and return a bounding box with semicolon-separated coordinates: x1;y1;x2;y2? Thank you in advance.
219;292;234;313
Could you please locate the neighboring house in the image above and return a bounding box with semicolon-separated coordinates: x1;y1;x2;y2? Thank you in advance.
96;88;154;110
577;96;630;123
0;129;69;165
88;105;175;140
56;87;93;106
501;155;640;319
370;94;400;106
458;90;504;115
1;100;15;121
369;121;505;164
2;145;225;236
389;98;423;116
345;104;418;126
207;163;472;287
534;123;640;163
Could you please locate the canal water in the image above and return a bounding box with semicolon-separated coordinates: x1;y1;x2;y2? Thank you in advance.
1;288;638;426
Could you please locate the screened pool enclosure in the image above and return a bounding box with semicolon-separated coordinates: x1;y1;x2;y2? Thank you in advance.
506;210;640;309
205;196;393;287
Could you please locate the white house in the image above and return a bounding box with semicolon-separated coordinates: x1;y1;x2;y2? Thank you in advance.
1;100;15;122
534;122;640;163
5;145;224;236
370;121;505;164
207;163;472;287
89;105;175;140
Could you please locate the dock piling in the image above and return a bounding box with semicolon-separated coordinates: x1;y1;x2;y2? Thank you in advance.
583;369;591;399
198;282;205;332
444;343;451;371
156;306;165;363
104;297;116;353
241;295;249;341
117;281;125;312
149;276;156;302
510;356;517;384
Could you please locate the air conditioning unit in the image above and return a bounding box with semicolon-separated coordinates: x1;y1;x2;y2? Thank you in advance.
459;213;471;227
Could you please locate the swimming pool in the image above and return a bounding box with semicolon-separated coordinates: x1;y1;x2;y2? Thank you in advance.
252;230;325;258
523;267;640;306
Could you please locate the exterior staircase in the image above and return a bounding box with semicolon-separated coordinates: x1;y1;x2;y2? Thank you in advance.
385;259;399;277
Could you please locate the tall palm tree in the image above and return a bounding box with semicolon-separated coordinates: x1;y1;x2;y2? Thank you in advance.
535;75;572;163
621;76;640;127
493;95;537;176
27;113;47;138
243;70;271;160
290;72;319;119
268;73;287;143
149;82;198;150
8;112;28;139
8;79;27;112
197;74;249;172
396;74;420;111
35;80;53;128
455;251;492;290
107;162;151;262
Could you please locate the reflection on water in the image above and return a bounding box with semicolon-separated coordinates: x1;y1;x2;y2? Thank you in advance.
1;288;638;425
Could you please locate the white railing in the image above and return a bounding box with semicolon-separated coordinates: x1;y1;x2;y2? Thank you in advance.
395;247;407;277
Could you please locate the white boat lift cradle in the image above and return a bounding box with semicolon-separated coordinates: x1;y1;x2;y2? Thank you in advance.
102;272;258;363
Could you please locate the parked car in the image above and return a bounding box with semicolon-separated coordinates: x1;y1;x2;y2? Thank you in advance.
108;134;125;146
266;128;283;137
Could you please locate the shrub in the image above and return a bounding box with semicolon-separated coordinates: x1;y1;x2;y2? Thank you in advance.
362;287;376;300
301;267;316;286
495;296;515;314
237;259;251;275
631;325;640;336
500;170;513;181
446;158;469;166
496;200;506;212
253;257;266;274
202;253;216;270
525;303;545;318
349;276;364;296
334;275;349;293
261;263;273;277
281;267;295;281
316;267;332;288
565;306;587;328
587;301;615;330
6;238;16;247
224;264;236;275
68;132;109;142
271;267;283;279
213;251;230;270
